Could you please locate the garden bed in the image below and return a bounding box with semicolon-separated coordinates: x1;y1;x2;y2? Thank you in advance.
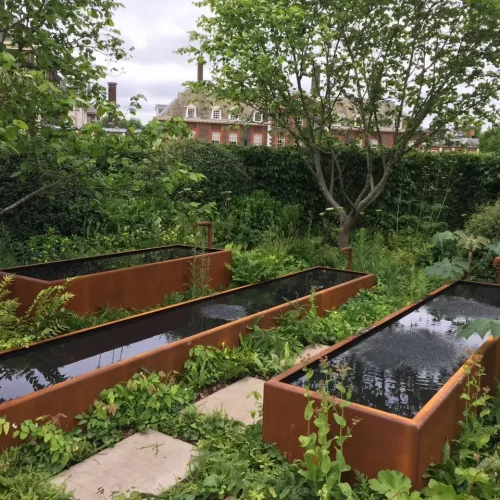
0;245;232;314
262;280;500;489
0;267;375;446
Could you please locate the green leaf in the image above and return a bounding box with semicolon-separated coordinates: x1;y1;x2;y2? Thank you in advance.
369;470;412;496
12;119;28;130
333;414;346;427
304;400;314;421
458;318;500;340
202;475;218;487
424;480;458;499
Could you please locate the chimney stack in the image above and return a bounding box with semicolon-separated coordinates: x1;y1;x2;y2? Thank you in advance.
107;82;117;103
197;62;204;82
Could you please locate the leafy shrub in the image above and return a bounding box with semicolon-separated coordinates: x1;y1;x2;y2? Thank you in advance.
0;470;74;500
217;190;303;248
228;244;305;285
76;371;194;447
465;199;500;242
168;139;251;204
0;275;74;350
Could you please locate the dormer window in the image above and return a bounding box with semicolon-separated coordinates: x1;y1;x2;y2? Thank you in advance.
212;108;221;120
228;112;239;121
186;106;197;119
253;111;263;122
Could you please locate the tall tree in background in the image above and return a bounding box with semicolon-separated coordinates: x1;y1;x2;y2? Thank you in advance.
480;127;500;153
182;0;500;245
0;0;127;214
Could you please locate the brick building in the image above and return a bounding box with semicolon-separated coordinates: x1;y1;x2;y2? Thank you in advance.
155;64;399;148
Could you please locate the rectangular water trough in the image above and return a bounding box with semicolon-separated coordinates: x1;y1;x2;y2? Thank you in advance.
0;245;232;315
0;267;375;446
263;281;500;489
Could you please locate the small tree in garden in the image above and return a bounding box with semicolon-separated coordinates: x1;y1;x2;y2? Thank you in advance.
181;0;500;246
0;0;127;215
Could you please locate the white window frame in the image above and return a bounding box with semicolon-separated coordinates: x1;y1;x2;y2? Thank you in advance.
228;113;239;121
369;138;379;146
253;133;263;146
212;108;221;120
277;134;286;147
212;131;221;143
253;111;263;123
228;132;238;145
186;106;197;119
296;117;303;128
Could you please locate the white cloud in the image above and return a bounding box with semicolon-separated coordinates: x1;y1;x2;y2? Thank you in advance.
98;0;208;122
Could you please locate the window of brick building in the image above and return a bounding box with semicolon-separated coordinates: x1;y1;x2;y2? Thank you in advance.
296;117;303;128
186;106;197;119
212;108;221;120
229;132;238;145
212;131;221;143
277;134;286;147
253;111;263;122
228;113;239;120
369;138;379;146
253;133;263;146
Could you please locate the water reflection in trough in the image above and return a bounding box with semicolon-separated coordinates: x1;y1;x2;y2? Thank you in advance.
287;282;500;418
2;246;215;281
0;268;361;403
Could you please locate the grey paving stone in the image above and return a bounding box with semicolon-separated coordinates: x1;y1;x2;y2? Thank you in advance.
295;344;329;365
195;376;265;425
51;430;196;499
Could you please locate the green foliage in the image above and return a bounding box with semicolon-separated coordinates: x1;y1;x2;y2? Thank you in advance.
11;416;90;473
168;139;252;205
0;470;74;500
76;371;194;447
0;275;74;350
297;363;354;498
458;318;500;340
227;244;305;285
166;423;312;500
479;126;500;153
217;190;303;248
426;258;469;280
465;199;500;243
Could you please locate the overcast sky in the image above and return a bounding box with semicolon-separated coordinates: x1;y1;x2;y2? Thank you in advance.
101;0;207;123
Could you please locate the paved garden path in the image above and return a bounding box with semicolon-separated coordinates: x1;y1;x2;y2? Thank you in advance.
51;430;196;500
195;345;329;425
51;344;329;499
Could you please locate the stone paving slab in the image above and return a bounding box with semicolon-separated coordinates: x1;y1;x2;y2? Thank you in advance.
295;344;329;365
195;376;265;425
52;430;196;500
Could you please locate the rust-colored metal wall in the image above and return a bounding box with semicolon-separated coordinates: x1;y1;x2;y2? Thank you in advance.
494;257;500;285
263;281;500;490
0;246;232;315
0;269;375;448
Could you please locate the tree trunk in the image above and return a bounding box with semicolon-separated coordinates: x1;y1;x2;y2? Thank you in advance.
338;215;355;248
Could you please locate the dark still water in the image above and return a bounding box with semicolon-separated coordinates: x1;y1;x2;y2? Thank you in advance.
2;246;214;281
0;268;363;403
286;282;500;418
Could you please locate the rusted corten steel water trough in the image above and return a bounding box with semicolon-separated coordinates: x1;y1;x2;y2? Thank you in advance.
0;267;375;448
263;280;500;490
0;245;232;315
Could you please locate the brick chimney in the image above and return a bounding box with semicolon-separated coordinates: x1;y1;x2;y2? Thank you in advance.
107;82;117;103
197;62;204;82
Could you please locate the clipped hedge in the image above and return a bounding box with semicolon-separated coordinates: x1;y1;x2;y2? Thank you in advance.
0;154;100;239
175;141;500;232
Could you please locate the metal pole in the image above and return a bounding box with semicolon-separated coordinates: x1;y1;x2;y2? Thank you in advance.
340;247;353;271
194;221;214;248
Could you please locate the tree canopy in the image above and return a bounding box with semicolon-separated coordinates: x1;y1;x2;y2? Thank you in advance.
182;0;500;245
